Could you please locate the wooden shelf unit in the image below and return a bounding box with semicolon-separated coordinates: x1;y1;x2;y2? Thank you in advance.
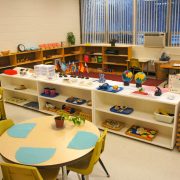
0;46;82;71
1;74;180;149
81;45;132;74
1;45;131;74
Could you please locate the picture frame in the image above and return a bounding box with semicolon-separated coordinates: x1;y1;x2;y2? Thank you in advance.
168;74;180;94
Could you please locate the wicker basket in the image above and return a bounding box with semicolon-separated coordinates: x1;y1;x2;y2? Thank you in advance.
79;112;92;122
1;50;10;56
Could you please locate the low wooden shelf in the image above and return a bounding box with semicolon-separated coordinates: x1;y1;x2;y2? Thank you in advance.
0;44;132;75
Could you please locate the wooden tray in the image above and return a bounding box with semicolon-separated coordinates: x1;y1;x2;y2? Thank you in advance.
102;119;124;131
125;125;158;141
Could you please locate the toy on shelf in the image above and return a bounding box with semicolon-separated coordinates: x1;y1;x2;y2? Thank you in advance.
61;104;76;114
23;101;39;110
154;110;174;124
6;97;27;104
86;100;92;106
102;119;124;131
110;105;134;115
154;87;162;96
14;85;27;90
134;72;147;88
66;96;86;105
41;88;59;98
122;70;133;86
97;83;123;93
43;102;59;112
125;125;158;141
99;73;106;83
133;87;148;95
3;69;17;75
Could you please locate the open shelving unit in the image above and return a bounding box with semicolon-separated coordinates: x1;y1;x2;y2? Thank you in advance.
81;44;132;74
93;89;179;149
1;73;179;149
0;44;132;75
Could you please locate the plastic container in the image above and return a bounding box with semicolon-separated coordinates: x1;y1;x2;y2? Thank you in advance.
154;112;174;124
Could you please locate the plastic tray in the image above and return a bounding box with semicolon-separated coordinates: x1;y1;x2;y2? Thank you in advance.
97;86;123;93
110;106;134;115
66;97;86;105
154;112;174;124
41;93;59;98
125;125;158;141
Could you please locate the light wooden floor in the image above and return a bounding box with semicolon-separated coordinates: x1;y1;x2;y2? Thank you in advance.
1;103;180;180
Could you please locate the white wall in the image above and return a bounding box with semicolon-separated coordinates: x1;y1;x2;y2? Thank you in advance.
0;0;80;51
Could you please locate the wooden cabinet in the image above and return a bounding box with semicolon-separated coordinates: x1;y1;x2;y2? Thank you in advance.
42;48;63;65
81;45;132;74
63;46;82;64
103;46;132;74
16;50;42;67
0;46;82;71
0;45;131;74
0;54;16;71
81;46;103;73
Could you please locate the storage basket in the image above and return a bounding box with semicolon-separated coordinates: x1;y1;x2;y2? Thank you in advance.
79;112;92;122
154;112;174;124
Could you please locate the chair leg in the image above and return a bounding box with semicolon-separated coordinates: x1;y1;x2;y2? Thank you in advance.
99;158;110;177
81;175;85;180
67;170;70;175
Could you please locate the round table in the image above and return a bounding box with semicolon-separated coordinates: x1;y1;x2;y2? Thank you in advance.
0;116;100;167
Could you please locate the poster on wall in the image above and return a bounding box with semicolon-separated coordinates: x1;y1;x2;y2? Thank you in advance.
168;74;180;94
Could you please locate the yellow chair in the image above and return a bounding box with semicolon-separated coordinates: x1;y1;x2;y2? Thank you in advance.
0;119;14;136
0;162;59;180
129;58;142;74
0;87;7;120
67;129;109;180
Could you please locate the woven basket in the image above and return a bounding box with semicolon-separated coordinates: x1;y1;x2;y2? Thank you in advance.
79;112;92;122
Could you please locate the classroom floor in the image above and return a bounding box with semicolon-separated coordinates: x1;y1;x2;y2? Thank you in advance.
1;103;180;180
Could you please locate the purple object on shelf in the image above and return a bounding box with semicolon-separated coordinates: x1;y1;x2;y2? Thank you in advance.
50;88;56;97
44;88;50;95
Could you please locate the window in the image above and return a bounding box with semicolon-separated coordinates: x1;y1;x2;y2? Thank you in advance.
136;0;168;45
107;0;133;44
81;0;180;46
81;0;106;43
171;0;180;46
81;0;133;44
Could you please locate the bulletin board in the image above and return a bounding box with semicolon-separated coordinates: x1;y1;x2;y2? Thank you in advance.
169;74;180;94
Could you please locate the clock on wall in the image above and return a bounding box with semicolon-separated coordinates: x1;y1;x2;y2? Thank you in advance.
17;44;26;52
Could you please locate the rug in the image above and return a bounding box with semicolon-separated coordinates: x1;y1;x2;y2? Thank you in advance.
75;72;164;87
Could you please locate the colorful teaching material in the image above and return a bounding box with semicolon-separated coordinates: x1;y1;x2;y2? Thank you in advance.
125;125;158;141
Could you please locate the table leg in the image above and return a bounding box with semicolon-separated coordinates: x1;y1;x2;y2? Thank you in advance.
141;63;144;72
147;62;149;76
62;166;68;180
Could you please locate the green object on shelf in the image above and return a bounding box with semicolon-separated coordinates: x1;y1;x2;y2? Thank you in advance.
97;56;102;63
67;32;75;45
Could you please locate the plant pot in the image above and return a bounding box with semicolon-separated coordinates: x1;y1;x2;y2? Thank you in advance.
110;42;116;47
54;116;64;128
